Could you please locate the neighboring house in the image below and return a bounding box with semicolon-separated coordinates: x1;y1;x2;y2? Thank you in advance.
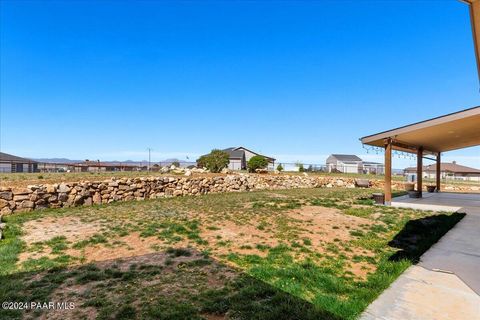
74;160;139;172
37;161;140;173
37;162;72;173
362;161;385;175
201;147;275;171
404;161;480;182
0;152;38;173
223;147;276;170
326;154;385;174
326;154;363;174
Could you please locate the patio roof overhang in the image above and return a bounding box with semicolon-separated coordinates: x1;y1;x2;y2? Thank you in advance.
360;106;480;155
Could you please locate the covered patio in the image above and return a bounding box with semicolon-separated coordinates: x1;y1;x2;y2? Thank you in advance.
360;108;480;319
360;106;480;205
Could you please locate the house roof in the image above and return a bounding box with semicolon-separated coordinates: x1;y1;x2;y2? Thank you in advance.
233;146;276;162
0;152;37;163
363;161;383;165
222;148;245;160
329;154;362;162
404;162;480;174
222;147;275;162
78;161;139;168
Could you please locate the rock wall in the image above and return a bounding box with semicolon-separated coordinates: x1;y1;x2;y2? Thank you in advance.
0;174;477;215
0;175;367;214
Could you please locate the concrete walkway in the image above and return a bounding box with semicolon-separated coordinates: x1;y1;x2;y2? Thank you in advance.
361;192;480;320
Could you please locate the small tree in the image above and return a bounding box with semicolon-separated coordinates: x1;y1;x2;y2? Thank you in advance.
196;149;229;173
171;161;180;168
296;162;305;172
247;156;268;173
196;155;207;168
276;163;284;172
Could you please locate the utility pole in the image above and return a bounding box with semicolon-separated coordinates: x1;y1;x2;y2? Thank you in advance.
147;148;152;171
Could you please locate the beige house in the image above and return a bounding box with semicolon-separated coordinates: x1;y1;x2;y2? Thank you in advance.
404;161;480;182
222;147;275;170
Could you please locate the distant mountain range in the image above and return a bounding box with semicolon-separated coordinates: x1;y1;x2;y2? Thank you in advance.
33;158;82;164
33;158;191;166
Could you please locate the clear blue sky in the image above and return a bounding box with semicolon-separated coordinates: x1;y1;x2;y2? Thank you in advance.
1;0;479;168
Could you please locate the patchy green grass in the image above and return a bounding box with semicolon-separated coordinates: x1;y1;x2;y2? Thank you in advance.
0;187;463;319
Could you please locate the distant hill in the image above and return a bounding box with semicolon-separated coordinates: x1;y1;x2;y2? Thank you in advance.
33;158;82;164
33;158;192;166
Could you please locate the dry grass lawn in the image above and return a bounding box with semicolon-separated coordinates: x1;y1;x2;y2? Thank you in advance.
0;187;464;320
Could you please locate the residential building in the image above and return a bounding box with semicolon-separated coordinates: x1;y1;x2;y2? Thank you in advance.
326;154;385;174
362;161;385;175
326;154;363;173
0;152;38;173
404;161;480;182
200;147;275;170
74;160;140;172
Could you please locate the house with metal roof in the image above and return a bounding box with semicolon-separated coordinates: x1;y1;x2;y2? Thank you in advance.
0;152;38;173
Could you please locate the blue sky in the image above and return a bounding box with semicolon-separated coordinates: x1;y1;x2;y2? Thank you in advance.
1;0;479;168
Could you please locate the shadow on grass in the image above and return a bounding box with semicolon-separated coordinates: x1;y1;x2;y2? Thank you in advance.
388;212;465;263
0;249;342;320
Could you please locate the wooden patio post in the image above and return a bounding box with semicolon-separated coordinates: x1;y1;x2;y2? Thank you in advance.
436;152;441;192
384;138;392;205
417;146;423;197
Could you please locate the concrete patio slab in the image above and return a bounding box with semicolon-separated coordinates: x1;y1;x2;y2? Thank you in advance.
361;192;480;320
361;266;480;320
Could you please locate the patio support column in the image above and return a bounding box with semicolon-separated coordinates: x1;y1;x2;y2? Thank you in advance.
417;146;423;197
384;138;392;205
436;152;441;192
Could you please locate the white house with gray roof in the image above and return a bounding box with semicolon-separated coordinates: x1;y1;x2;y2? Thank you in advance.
326;154;384;174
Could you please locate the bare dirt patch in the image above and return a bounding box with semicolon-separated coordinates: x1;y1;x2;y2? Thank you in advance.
66;232;171;264
348;261;376;280
19;216;103;263
35;251;237;320
286;206;373;242
285;206;377;279
22;216;102;244
200;205;377;280
201;219;279;257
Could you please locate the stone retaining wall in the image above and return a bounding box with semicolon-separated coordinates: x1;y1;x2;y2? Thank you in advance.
0;174;375;214
0;174;477;215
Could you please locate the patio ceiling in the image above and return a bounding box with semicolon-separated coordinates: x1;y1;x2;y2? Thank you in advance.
360;106;480;154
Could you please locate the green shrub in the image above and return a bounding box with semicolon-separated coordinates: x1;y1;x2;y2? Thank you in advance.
276;164;283;172
247;156;268;173
196;149;229;173
297;163;305;172
171;161;180;168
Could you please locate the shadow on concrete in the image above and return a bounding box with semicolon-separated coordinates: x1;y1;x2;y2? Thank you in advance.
388;212;465;263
